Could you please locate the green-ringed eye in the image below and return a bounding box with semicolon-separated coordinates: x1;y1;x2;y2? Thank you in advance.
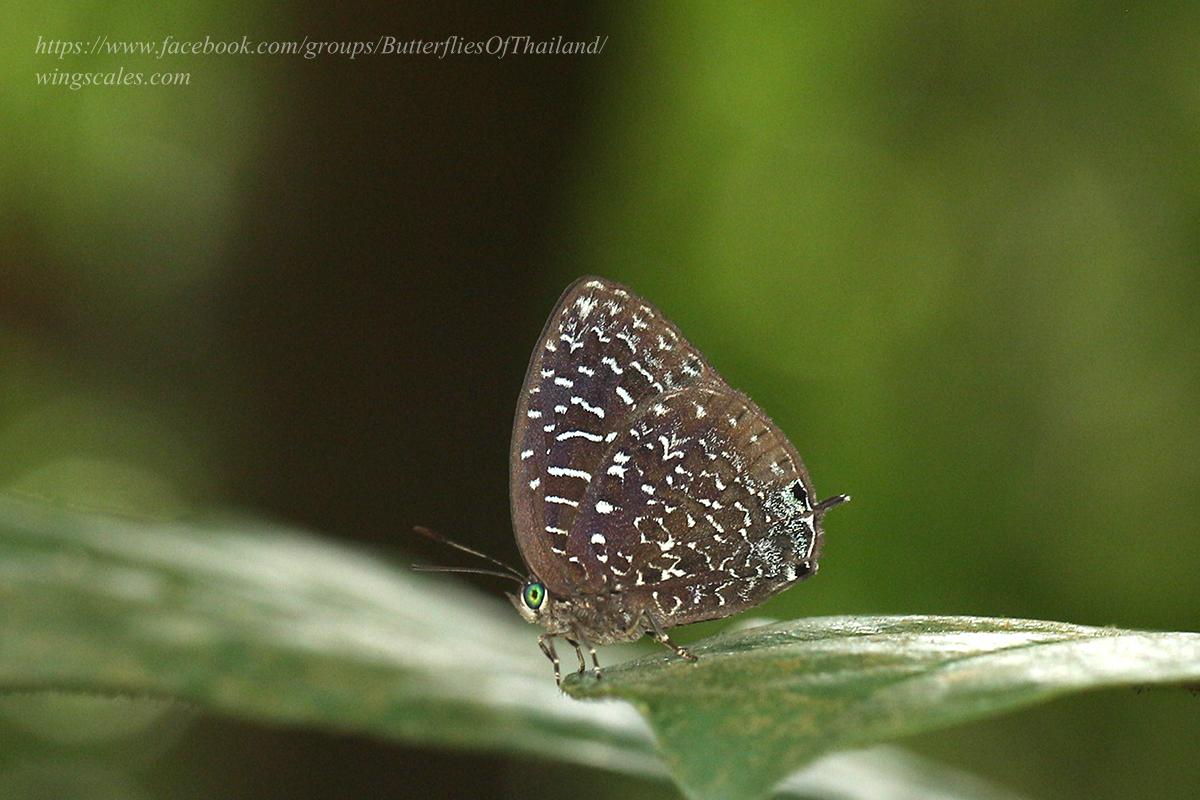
522;581;546;610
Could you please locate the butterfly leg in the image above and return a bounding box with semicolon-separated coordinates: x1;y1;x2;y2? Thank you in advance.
587;640;603;680
565;637;588;675
577;633;603;680
537;634;562;686
646;613;698;662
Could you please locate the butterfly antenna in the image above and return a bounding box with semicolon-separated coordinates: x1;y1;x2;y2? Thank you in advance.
411;564;523;584
412;526;526;580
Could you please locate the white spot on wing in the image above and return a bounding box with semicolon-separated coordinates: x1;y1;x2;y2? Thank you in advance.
570;396;605;418
630;360;656;385
547;466;592;482
556;430;604;442
575;294;597;320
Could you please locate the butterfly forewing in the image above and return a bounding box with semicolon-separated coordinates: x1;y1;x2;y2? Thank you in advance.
510;277;714;593
569;383;822;625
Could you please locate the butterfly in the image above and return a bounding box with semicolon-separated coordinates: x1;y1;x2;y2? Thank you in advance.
417;276;847;685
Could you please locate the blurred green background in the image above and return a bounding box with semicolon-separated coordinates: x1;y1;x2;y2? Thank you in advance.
3;2;1198;798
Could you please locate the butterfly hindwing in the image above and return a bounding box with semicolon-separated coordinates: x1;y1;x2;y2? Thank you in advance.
568;383;822;625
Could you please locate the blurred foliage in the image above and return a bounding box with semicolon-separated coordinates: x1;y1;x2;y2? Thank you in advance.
0;497;1038;800
3;1;1199;798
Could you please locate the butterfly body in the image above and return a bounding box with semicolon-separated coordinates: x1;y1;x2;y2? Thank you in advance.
504;276;848;683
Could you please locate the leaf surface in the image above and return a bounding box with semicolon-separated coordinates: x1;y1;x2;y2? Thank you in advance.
0;496;1111;800
566;614;1200;799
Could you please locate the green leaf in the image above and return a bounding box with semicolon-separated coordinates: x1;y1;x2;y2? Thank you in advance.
565;615;1200;800
0;495;1076;800
0;496;651;774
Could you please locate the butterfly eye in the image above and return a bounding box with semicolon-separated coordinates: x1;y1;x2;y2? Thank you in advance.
523;582;546;610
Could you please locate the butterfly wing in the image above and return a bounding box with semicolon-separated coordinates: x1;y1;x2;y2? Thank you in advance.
569;383;826;627
509;277;714;594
